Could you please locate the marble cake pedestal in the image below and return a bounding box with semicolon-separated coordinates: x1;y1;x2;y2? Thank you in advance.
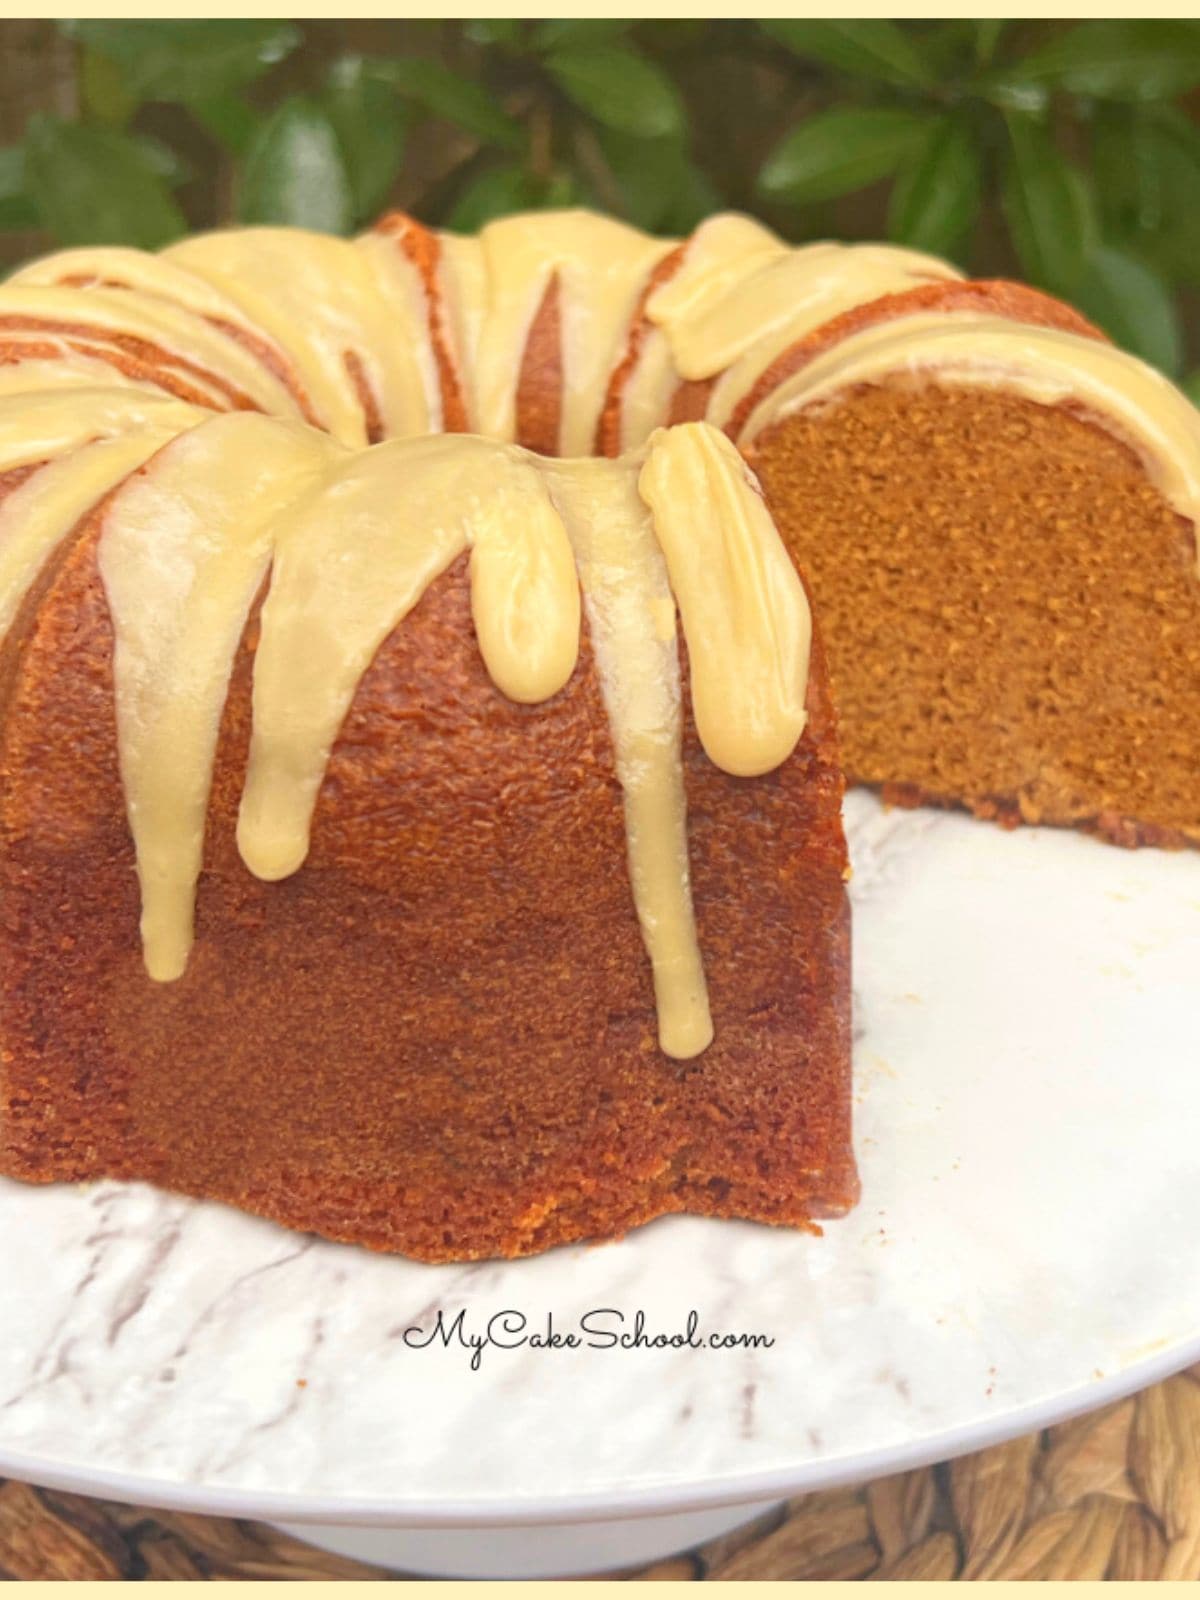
3;793;1199;1571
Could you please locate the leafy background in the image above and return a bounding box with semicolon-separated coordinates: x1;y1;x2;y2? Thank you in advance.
3;18;1200;393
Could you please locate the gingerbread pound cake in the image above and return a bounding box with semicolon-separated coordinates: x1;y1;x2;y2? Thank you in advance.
2;206;1199;1262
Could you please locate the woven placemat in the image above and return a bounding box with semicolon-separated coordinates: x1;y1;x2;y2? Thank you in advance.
2;1367;1198;1581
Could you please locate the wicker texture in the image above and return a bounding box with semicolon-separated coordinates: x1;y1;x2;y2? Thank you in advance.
3;1369;1199;1580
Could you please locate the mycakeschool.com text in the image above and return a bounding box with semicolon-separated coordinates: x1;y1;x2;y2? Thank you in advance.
399;1308;776;1371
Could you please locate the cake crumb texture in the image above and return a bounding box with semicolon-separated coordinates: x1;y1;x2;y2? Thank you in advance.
753;384;1200;847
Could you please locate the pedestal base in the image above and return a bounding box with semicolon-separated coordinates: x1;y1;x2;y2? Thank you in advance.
272;1497;782;1578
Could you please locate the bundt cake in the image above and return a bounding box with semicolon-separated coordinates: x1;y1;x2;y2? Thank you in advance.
1;207;1197;1262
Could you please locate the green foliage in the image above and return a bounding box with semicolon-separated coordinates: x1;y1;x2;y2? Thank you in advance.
1012;20;1200;102
23;114;185;248
759;109;930;204
448;163;544;231
888;116;982;256
370;57;524;151
321;59;409;222
2;19;1199;376
532;20;632;52
597;127;718;233
1073;246;1183;376
0;146;35;229
63;21;300;104
189;94;259;159
79;46;139;127
463;21;524;51
543;46;684;139
1001;113;1089;295
760;20;933;90
238;100;353;233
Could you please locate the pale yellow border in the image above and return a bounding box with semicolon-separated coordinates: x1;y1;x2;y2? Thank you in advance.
0;4;1185;1589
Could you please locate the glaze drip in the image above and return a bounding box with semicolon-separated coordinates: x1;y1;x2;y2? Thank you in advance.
545;455;712;1059
99;416;339;982
639;424;811;778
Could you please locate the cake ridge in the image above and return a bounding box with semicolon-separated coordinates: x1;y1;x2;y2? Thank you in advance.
7;208;1200;511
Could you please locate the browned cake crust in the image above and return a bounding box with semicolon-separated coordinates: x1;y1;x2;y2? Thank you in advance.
373;213;472;434
749;384;1200;848
726;279;1107;438
0;490;854;1261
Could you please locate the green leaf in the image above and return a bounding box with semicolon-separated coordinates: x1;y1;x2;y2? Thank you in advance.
593;128;677;229
237;98;353;233
191;93;260;157
1001;114;1088;294
975;20;1006;65
975;71;1050;116
1013;20;1200;102
464;20;524;49
1099;107;1200;288
323;58;408;222
533;20;632;51
542;168;590;208
23;114;186;248
371;58;524;151
1092;106;1155;236
1139;116;1200;288
0;145;36;230
637;21;710;54
1071;246;1183;375
758;108;931;205
888;116;982;259
759;20;932;89
1182;370;1200;408
1062;164;1100;265
660;159;722;234
65;20;301;103
130;134;192;188
80;47;139;126
595;127;717;231
544;45;684;139
447;164;543;231
917;22;979;77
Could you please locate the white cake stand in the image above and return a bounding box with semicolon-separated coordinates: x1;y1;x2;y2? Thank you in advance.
3;792;1199;1578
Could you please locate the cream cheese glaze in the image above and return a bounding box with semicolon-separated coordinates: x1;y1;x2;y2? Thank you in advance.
0;395;804;1057
542;452;712;1060
4;206;1200;1057
639;426;811;778
100;416;340;984
101;418;797;1058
